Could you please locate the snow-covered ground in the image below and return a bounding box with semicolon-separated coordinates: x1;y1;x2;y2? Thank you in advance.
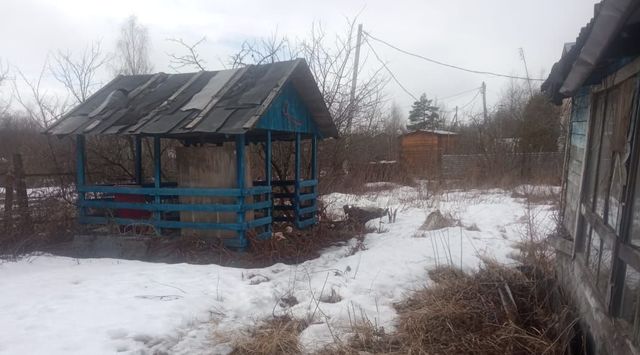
0;184;557;354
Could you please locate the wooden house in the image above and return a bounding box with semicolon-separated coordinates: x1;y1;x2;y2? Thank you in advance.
542;0;640;353
46;59;337;249
399;130;458;177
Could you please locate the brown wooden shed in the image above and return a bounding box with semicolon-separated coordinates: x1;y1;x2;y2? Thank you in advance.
399;130;458;177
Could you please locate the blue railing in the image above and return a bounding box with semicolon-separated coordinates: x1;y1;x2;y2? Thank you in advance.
77;179;318;246
77;184;272;248
269;179;318;228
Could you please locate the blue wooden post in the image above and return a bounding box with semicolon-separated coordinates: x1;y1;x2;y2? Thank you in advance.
294;132;301;228
236;135;247;248
153;136;161;222
264;130;272;238
311;134;318;181
134;136;142;185
76;135;86;219
311;134;318;223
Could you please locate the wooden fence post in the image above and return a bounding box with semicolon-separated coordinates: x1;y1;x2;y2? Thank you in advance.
13;154;32;233
3;170;14;232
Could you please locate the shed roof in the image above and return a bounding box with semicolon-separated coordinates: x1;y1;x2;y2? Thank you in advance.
402;129;458;136
46;59;338;138
542;0;640;103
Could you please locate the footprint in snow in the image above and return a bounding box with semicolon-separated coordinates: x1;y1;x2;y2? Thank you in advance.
245;273;270;285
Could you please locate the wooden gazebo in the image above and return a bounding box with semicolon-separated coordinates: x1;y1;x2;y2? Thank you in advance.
46;59;337;249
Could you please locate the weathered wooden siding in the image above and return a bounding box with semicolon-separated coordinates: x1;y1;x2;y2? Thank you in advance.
176;144;253;238
438;134;458;154
564;88;591;236
256;82;318;135
400;132;440;176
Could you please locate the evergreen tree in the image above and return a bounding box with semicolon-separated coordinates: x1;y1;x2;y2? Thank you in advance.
406;94;442;131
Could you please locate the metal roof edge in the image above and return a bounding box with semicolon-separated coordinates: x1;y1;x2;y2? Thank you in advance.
44;75;124;135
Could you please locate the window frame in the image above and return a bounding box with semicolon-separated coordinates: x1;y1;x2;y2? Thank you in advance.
573;74;640;339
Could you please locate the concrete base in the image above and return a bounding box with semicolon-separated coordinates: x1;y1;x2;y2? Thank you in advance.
64;234;183;262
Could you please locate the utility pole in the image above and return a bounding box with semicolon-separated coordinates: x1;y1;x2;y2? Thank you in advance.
481;81;488;122
347;24;363;134
453;106;458;127
519;48;534;97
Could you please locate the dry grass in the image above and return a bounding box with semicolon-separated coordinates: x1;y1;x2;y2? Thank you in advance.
231;316;307;355
324;259;580;355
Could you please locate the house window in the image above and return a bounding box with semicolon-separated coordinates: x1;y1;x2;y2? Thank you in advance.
576;77;638;327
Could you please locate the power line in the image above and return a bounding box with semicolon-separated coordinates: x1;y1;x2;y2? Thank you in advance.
363;36;419;102
364;31;544;81
438;86;482;102
459;89;481;110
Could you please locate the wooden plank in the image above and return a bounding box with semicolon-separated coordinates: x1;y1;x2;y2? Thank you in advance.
3;170;13;232
246;186;271;195
582;204;618;244
294;132;301;226
299;193;316;202
571;88;593;255
176;143;253;239
78;185;243;197
247;216;271;229
298;204;317;215
235;135;247;248
265;130;273;237
81;200;242;212
592;56;640;94
300;179;318;187
153;137;161;221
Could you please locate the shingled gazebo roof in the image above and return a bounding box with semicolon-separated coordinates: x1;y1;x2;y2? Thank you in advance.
46;59;337;138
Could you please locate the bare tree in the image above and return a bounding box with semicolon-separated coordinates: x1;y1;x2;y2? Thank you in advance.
384;102;405;135
227;18;387;136
11;59;75;203
0;59;8;86
230;30;299;68
12;60;69;130
50;41;111;103
115;15;153;75
0;59;10;115
167;37;207;71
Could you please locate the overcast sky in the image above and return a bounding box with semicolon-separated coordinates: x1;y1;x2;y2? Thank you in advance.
1;0;598;118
